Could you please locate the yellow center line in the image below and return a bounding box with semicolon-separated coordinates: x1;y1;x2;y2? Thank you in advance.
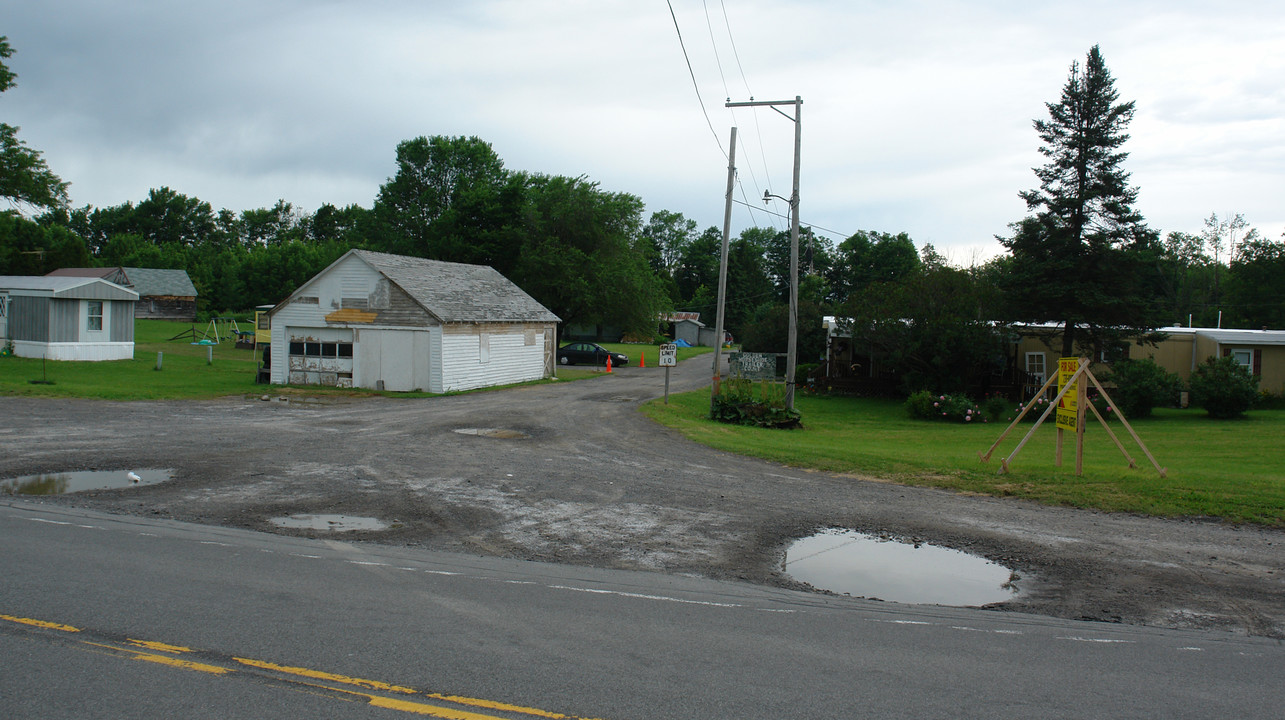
83;642;232;675
0;613;81;632
233;656;419;694
5;611;606;719
128;638;192;654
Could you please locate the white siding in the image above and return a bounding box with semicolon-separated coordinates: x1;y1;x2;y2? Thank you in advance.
14;340;133;361
439;324;548;392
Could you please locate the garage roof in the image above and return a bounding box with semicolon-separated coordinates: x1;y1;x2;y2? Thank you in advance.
353;250;560;324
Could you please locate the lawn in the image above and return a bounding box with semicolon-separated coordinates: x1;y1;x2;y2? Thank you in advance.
639;390;1285;526
0;322;715;399
2;319;265;400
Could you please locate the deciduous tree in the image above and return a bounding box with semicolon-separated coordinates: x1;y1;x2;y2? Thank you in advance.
0;37;69;213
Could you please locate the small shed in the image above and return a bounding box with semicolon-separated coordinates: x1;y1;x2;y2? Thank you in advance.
0;276;137;360
122;267;198;320
267;249;560;392
47;267;198;320
674;317;705;347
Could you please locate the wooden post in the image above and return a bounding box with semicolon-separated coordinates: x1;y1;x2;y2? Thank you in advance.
1075;359;1087;475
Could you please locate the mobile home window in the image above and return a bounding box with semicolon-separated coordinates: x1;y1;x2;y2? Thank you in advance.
1230;349;1252;371
87;301;104;331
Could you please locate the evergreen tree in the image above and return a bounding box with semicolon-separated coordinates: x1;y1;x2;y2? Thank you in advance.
999;46;1164;357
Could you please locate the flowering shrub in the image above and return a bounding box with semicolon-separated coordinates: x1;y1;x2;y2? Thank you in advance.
905;391;991;423
1014;396;1051;422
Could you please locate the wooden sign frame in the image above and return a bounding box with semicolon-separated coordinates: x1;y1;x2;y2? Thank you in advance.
979;357;1166;477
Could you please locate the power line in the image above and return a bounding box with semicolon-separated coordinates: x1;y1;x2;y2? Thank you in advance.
731;198;855;241
667;0;726;159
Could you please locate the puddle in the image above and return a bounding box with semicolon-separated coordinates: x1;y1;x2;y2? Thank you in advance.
453;427;530;439
1;469;173;495
269;514;390;532
783;530;1019;606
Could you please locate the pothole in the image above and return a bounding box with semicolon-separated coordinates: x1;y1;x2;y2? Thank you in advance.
269;514;391;532
1;469;174;495
453;427;530;439
783;529;1020;606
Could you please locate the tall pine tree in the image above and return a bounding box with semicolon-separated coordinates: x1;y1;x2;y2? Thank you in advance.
1000;46;1163;358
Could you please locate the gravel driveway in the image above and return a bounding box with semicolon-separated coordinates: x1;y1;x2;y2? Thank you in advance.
2;355;1281;637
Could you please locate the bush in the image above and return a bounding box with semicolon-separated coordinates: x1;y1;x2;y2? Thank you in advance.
1189;356;1258;419
1100;358;1183;418
905;391;991;423
712;378;802;428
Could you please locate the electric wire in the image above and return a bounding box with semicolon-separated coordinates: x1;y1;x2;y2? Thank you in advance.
731;198;855;242
717;0;780;231
667;0;727;159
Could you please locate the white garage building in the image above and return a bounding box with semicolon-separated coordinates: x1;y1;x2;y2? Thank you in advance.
267;249;559;392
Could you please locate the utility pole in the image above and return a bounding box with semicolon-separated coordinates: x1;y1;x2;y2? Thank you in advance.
725;96;802;410
711;126;736;412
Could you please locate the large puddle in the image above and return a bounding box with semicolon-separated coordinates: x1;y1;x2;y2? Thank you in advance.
269;514;391;532
1;469;173;495
783;529;1019;606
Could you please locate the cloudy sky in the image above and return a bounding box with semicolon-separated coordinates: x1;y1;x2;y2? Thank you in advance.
6;1;1283;262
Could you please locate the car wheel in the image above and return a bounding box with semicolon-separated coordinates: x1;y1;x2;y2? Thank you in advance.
559;356;570;365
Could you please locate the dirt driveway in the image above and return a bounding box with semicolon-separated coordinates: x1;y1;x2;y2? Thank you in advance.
2;356;1282;637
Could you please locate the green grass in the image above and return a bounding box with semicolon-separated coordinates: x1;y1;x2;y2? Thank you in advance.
1;320;265;399
639;391;1285;526
0;323;718;399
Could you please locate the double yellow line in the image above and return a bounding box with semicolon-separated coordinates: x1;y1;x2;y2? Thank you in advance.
1;613;602;720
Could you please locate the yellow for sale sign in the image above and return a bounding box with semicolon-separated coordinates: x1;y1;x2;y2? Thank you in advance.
1056;357;1080;431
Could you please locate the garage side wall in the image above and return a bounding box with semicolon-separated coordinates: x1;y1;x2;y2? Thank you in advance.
440;323;550;392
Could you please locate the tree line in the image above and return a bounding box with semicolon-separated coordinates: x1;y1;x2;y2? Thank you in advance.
2;37;1283;395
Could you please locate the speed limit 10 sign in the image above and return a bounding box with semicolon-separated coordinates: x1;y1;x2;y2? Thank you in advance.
658;343;678;367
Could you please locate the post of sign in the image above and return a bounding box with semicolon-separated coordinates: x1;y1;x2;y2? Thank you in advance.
659;342;678;404
979;356;1167;478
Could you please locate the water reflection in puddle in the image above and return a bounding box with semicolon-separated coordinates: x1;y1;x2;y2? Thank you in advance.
1;469;173;495
269;514;390;532
784;529;1019;606
453;427;530;439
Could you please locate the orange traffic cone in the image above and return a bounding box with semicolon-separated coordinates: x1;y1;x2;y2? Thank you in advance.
640;352;646;368
606;355;613;373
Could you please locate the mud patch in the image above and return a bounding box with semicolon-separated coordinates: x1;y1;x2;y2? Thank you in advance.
783;529;1020;606
269;514;391;532
453;428;531;439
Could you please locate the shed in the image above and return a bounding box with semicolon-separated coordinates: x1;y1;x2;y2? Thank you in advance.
673;317;704;347
0;276;137;360
47;267;198;320
267;249;560;392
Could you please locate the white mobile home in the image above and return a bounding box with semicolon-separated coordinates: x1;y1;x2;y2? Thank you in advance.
267;250;560;392
0;276;137;360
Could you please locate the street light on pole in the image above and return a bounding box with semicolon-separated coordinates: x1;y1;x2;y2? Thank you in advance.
727;96;801;410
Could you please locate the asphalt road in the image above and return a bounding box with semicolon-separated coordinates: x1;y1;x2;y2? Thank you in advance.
3;501;1282;720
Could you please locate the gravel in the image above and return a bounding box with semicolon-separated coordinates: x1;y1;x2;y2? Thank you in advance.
2;355;1281;637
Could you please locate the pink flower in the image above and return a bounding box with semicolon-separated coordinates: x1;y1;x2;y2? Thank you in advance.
933;401;939;407
966;415;972;422
941;412;947;416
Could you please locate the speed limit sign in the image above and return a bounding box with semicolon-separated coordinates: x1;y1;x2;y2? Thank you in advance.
658;343;678;367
